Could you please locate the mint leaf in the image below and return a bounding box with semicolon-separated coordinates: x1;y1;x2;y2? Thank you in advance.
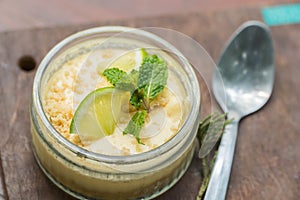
198;113;233;158
103;68;126;86
129;89;144;109
138;55;168;107
115;69;139;93
123;110;147;144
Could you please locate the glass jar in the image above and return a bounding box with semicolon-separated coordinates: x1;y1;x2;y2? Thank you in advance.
31;26;201;199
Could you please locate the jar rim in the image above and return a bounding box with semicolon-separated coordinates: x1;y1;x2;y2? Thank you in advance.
32;26;201;164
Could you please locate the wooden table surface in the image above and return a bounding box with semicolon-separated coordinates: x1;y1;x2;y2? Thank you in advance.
0;3;300;200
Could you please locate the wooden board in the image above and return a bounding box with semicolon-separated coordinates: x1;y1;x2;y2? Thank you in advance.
0;7;299;200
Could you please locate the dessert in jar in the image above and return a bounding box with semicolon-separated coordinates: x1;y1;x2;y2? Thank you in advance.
31;26;200;199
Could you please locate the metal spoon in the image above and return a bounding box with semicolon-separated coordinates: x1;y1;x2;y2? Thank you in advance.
204;21;275;200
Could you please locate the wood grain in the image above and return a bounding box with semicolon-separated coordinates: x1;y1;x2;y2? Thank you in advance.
0;7;300;200
0;153;6;200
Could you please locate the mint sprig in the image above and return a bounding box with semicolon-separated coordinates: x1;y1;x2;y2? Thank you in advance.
197;113;233;200
102;53;168;144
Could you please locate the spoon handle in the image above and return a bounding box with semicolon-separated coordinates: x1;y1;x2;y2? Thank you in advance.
204;119;239;200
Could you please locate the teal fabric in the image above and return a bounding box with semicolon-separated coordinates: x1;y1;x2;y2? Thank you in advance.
262;4;300;26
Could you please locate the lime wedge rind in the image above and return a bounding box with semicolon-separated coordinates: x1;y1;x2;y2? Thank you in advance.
70;87;123;143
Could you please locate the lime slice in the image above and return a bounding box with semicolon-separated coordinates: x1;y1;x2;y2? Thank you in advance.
70;87;128;143
106;48;147;72
109;48;147;72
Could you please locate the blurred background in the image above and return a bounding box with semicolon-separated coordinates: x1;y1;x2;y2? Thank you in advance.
0;0;297;32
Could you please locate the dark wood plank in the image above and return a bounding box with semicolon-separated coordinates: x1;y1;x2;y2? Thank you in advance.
0;6;299;200
0;153;6;200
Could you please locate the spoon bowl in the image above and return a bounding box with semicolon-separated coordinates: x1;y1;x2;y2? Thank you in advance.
213;21;275;119
204;21;275;200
